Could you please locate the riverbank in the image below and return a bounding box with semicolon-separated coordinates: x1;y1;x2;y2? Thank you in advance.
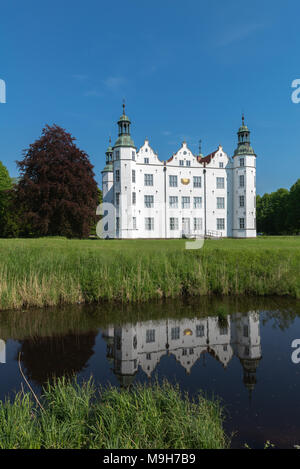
0;378;228;449
0;237;299;310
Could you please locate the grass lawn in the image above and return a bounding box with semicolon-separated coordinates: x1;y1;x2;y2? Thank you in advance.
0;236;299;310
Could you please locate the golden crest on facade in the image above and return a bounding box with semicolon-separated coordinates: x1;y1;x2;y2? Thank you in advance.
181;178;190;185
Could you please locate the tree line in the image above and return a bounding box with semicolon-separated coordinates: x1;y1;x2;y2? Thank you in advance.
0;125;101;238
256;181;300;235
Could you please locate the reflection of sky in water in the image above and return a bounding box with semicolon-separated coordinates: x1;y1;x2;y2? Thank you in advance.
0;301;300;449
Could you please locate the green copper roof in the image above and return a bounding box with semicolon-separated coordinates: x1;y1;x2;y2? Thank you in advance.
234;143;256;156
114;134;136;148
106;145;113;154
102;163;113;173
238;124;249;133
118;114;131;123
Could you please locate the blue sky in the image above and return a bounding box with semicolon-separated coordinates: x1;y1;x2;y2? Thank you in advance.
1;0;300;195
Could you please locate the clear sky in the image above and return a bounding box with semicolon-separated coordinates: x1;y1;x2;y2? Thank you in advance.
1;0;300;195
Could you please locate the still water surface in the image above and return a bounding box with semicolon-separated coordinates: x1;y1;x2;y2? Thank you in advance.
0;297;299;449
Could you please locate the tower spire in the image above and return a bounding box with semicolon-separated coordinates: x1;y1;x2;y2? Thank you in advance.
233;115;255;157
199;139;202;156
114;103;136;149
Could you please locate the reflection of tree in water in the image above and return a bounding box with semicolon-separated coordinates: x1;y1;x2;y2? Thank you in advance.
261;309;300;331
17;331;97;386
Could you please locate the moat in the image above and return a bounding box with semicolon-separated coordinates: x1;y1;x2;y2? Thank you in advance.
0;296;299;449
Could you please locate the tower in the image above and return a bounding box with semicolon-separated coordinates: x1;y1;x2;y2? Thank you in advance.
102;138;114;200
112;103;137;238
232;115;257;237
100;138;114;238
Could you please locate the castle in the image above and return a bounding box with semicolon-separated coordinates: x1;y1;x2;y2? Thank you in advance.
101;105;257;239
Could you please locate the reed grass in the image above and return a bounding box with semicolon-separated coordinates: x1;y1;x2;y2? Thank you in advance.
0;378;229;449
0;237;299;310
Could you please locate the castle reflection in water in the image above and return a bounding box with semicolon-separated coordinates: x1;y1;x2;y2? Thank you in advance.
102;311;261;392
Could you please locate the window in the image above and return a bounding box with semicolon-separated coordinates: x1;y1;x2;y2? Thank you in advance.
115;151;120;160
132;152;135;161
217;197;225;209
144;157;149;164
239;218;245;229
146;329;155;343
115;170;120;182
243;325;249;338
132;170;136;183
216;177;224;189
182;196;190;209
116;217;120;231
193;176;201;188
133;217;136;229
219;162;224;168
144;174;153;186
182;349;187;356
186;160;191;167
171;327;180;340
217;218;225;230
196;325;205;337
194;218;202;231
144;195;154;208
240;158;245;167
146;353;151;360
169;175;178;187
220;326;228;335
145;217;154;230
169;196;178;208
239;175;245;188
239;195;245;207
132;192;136;205
179;160;184;166
116;193;120;206
170;218;178;230
193;197;202;209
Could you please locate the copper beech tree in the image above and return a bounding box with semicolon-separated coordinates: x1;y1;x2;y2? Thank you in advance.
17;125;98;238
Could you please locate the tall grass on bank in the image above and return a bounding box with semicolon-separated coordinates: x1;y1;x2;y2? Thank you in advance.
0;237;300;310
0;378;229;449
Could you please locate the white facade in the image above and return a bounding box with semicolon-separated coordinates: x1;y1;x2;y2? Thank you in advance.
101;109;257;239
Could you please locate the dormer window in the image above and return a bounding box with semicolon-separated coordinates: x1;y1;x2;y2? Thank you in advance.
144;158;149;164
186;161;191;167
179;160;184;166
132;151;135;161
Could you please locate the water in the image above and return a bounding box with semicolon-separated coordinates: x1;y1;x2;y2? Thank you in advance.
0;296;299;449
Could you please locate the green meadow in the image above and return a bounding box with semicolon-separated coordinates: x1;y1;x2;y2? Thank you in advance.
0;236;299;310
